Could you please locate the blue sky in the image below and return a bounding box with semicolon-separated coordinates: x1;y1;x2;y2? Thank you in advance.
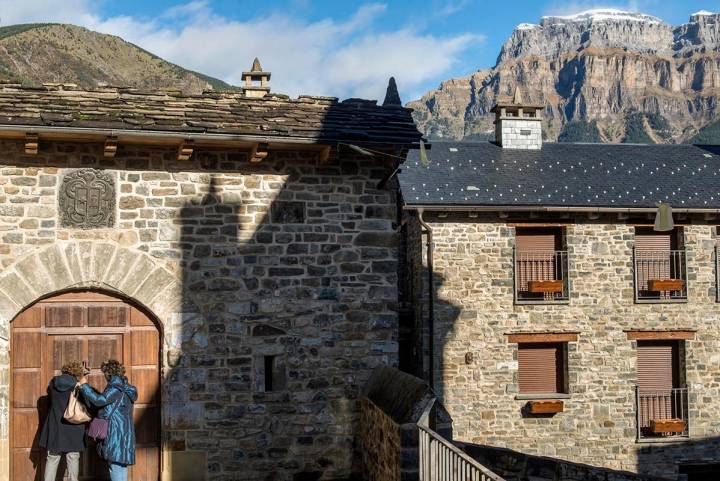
0;0;717;101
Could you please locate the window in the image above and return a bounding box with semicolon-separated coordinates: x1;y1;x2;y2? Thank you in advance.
634;227;687;302
514;227;569;303
636;340;688;439
260;355;286;392
518;342;567;395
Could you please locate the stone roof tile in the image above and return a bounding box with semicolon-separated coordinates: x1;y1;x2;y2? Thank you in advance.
0;85;421;144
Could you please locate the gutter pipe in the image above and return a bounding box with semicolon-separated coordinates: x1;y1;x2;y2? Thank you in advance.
416;209;435;389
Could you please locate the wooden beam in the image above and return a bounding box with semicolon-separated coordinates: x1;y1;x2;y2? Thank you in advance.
625;330;696;341
178;140;194;161
250;142;269;163
318;145;331;163
506;332;579;343
25;133;38;155
104;136;118;158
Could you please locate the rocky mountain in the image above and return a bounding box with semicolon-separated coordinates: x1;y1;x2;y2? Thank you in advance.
0;23;232;93
409;9;720;143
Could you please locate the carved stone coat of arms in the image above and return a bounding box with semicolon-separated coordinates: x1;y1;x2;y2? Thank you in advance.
59;169;115;228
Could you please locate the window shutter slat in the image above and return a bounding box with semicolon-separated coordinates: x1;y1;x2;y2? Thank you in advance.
635;233;672;251
518;343;561;393
637;342;676;391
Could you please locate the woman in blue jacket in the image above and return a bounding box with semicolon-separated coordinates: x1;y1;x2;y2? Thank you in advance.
79;360;137;481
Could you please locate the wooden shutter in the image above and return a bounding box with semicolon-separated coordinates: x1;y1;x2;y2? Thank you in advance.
637;341;678;391
635;231;672;251
635;229;673;291
637;341;679;428
516;229;561;292
518;343;564;394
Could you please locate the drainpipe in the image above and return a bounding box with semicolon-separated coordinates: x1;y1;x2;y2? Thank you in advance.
417;209;435;389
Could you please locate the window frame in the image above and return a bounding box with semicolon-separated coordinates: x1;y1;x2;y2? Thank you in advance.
515;341;569;399
513;226;570;305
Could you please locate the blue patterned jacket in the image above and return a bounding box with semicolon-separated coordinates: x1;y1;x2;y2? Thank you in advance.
81;375;138;465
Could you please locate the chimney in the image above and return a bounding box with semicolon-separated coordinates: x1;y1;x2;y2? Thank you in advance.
490;87;543;149
241;57;271;98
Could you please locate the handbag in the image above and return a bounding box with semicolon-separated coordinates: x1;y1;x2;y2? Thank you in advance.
87;391;126;441
63;385;91;424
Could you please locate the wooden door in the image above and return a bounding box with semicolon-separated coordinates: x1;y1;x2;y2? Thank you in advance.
10;291;161;481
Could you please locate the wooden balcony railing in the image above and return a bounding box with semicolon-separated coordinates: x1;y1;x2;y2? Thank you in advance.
636;386;689;440
514;250;569;303
633;249;687;302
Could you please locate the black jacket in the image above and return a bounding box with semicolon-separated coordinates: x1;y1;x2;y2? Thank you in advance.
39;374;86;453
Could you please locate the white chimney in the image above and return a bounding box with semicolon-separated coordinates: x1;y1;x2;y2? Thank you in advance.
490;87;543;150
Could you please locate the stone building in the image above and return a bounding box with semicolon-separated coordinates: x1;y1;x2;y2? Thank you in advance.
0;70;421;481
398;96;720;479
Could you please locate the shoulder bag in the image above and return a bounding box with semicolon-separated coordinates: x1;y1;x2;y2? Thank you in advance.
87;390;126;441
63;385;92;424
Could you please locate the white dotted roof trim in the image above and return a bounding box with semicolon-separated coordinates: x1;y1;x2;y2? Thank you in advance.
399;141;720;208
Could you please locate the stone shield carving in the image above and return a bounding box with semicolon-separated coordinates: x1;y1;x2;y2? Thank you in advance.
59;169;115;228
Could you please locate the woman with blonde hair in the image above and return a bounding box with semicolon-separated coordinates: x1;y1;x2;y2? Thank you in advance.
79;359;137;481
39;359;86;481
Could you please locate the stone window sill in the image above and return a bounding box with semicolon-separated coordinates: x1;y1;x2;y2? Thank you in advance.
515;393;570;401
514;300;570;306
636;436;689;444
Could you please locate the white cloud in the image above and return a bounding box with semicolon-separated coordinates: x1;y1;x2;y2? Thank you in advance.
0;0;482;101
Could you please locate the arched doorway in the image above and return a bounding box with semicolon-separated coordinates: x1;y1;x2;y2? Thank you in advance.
10;290;161;481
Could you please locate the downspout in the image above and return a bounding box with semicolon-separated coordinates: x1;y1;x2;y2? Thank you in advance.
417;209;435;389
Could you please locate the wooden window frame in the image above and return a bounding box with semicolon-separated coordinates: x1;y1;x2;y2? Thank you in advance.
633;227;688;303
515;340;570;399
514;227;570;305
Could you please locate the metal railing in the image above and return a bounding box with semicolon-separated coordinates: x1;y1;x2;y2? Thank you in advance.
636;386;689;440
418;400;505;481
514;250;569;303
633;249;687;301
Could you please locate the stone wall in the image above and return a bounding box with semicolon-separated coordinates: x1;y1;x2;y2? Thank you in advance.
0;139;400;481
408;212;720;478
460;443;672;481
359;366;453;481
359;398;402;481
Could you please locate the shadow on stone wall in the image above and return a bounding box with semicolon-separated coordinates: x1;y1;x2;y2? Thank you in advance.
162;142;401;481
635;436;720;480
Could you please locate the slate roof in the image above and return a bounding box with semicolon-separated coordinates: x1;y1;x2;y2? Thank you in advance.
0;83;421;144
399;141;720;209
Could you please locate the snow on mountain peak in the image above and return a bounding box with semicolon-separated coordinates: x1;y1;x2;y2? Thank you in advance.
692;10;715;16
541;9;663;25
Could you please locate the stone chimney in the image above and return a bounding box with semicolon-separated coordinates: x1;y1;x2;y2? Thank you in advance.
241;57;271;98
490;88;543;149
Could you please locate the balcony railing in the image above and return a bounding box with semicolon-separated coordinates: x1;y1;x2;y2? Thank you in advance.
418;399;505;481
633;249;687;302
636;386;689;440
514;250;569;303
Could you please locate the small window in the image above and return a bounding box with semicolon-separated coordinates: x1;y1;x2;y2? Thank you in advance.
261;355;286;392
518;342;567;395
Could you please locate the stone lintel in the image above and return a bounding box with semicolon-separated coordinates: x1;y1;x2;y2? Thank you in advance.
506;332;579;343
625;330;696;340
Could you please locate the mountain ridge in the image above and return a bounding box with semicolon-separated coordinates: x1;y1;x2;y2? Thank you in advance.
409;9;720;144
0;23;233;93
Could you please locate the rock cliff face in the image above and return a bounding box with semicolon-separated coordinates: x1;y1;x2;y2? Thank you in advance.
409;9;720;143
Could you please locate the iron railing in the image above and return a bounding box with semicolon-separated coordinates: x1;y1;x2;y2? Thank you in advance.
633;249;687;302
636;386;689;440
514;250;569;303
418;400;505;481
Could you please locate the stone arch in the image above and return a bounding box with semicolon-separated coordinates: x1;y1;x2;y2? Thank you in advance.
0;241;184;343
